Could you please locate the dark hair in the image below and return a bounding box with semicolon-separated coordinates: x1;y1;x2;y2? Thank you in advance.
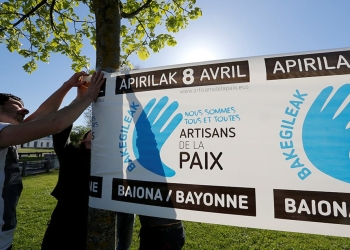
79;130;92;150
0;93;24;106
82;130;91;140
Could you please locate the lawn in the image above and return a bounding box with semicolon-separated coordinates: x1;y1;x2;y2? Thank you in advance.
13;171;350;249
18;148;54;162
18;148;54;153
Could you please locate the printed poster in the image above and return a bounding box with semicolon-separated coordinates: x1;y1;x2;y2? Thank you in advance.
89;48;350;238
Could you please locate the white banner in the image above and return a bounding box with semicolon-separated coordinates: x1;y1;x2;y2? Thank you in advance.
89;48;350;238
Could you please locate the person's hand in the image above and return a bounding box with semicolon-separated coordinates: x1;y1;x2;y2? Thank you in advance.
76;85;88;100
85;71;105;101
64;71;89;88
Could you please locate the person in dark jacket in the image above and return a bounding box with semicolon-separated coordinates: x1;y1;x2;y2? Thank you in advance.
41;125;91;250
40;76;96;250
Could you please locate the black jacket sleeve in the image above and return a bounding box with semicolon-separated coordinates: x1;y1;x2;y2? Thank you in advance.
53;125;73;158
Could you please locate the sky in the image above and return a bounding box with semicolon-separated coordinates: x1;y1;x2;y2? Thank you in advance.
1;0;350;127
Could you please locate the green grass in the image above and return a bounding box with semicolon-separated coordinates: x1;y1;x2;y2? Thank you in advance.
13;171;350;249
18;148;54;153
18;148;54;162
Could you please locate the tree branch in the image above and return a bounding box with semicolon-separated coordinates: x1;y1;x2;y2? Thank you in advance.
49;0;57;31
121;0;153;18
172;0;190;14
44;2;95;25
0;0;47;32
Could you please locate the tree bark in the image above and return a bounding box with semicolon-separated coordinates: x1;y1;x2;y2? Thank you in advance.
87;207;117;249
87;0;121;249
93;0;121;73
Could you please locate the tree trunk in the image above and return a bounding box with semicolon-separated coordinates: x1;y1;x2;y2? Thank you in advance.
87;0;121;249
93;0;121;73
87;207;117;249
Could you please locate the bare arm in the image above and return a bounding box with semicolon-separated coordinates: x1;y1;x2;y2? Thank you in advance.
0;71;105;147
24;71;89;122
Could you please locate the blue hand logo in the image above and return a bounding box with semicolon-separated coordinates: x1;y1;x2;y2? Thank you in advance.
132;96;183;177
302;84;350;183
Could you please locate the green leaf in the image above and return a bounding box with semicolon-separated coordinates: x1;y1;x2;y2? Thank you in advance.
167;38;177;46
0;0;202;73
137;47;150;60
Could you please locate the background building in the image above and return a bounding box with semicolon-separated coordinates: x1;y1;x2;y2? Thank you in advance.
21;135;53;148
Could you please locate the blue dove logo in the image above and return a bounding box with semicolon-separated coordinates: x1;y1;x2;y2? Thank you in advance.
132;96;183;177
302;84;350;183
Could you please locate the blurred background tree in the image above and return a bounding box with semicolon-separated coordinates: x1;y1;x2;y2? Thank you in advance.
70;125;90;145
